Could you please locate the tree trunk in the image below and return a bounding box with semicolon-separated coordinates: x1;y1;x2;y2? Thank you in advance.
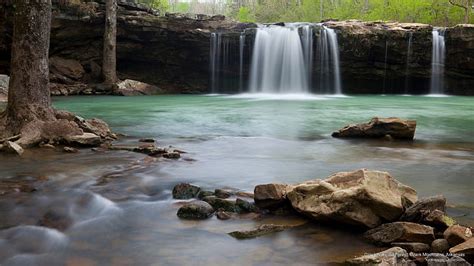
103;0;117;85
5;0;54;134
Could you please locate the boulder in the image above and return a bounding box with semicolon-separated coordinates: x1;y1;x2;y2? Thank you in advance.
287;169;417;228
235;198;257;213
65;133;101;147
197;190;214;199
0;74;8;102
346;247;411;265
332;117;417;140
423;210;456;230
431;239;450;253
202;196;238;212
49;56;85;80
216;210;233;220
215;188;232;199
177;201;214;220
228;224;293;240
400;195;446;222
254;183;292;210
74;116;117;140
1;141;24;156
172;183;200;199
391;242;430;252
364;222;435;245
115;79;161;96
444;225;472;246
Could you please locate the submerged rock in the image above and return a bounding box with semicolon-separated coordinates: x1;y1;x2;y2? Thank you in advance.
346;247;410;265
235;198;257;213
254;183;292;210
172;183;200;199
0;141;24;156
197;190;215;199
215;188;232;199
444;225;473;246
177;201;214;220
287;169;417;228
63;146;79;153
228;224;293;240
332;117;417;140
364;222;435;245
37;211;73;231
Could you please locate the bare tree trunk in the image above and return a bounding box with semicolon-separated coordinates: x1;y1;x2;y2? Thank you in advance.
103;0;117;85
5;0;54;133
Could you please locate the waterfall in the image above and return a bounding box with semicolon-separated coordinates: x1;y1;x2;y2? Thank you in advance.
209;32;238;93
249;25;309;93
316;26;342;94
302;25;314;89
404;32;413;94
382;40;389;94
239;33;245;92
210;33;217;93
430;29;446;95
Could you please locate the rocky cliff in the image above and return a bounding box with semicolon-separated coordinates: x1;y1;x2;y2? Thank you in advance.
0;2;473;95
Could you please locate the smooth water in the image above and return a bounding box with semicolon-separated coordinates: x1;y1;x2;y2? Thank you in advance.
1;95;473;265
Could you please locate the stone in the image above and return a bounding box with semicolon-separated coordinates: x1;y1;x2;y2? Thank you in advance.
346;247;411;265
235;191;254;198
65;133;101;147
332;117;417;140
63;146;79;153
254;183;292;210
1;141;24;156
163;151;180;159
400;195;446;222
443;225;472;246
235;198;257;213
172;183;200;199
197;190;214;199
216;210;232;220
287;169;418;228
74;116;117;140
431;239;450;253
391;242;430;252
49;56;85;80
215;188;232;199
426;254;449;266
364;222;435;245
423;210;456;230
449;237;474;255
176;201;214;220
202;196;238;212
228;224;293;240
115;79;162;96
37;211;72;231
448;256;471;266
139;138;155;143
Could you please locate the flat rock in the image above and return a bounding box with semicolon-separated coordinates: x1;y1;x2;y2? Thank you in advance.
332;117;417;140
254;183;292;210
449;237;474;254
228;224;293;240
172;183;200;199
65;133;101;147
177;201;214;220
364;222;435;245
287;169;417;228
346;247;411;265
444;225;472;246
115;79;161;96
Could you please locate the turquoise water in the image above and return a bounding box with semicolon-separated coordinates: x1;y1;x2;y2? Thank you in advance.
0;94;473;265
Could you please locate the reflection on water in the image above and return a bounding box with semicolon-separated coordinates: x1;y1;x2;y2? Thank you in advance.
0;95;473;265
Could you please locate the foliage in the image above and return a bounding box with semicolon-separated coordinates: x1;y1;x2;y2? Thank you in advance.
228;0;473;26
137;0;170;12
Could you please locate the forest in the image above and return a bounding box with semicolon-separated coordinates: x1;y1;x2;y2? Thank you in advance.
138;0;474;25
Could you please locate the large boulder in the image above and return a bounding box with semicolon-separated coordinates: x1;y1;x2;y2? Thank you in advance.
0;74;8;102
172;183;200;199
364;222;435;245
115;79;162;96
332;117;417;140
254;183;292;210
287;169;417;228
346;247;411;265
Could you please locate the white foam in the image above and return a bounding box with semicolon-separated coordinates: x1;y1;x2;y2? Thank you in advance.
225;93;331;101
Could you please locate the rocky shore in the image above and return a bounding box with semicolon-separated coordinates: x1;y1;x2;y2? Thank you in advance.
172;169;474;265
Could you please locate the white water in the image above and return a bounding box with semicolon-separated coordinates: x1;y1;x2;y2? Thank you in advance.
239;33;245;92
405;32;413;94
317;26;343;94
430;29;446;95
249;25;309;93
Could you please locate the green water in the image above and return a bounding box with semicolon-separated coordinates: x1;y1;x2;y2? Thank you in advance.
0;94;473;265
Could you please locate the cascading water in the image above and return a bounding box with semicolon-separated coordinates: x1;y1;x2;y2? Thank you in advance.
248;25;309;93
382;40;389;94
209;32;239;93
404;32;413;94
430;28;446;95
301;25;314;89
239;32;245;92
316;26;343;94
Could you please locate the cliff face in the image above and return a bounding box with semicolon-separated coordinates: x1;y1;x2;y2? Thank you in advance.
0;2;473;95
